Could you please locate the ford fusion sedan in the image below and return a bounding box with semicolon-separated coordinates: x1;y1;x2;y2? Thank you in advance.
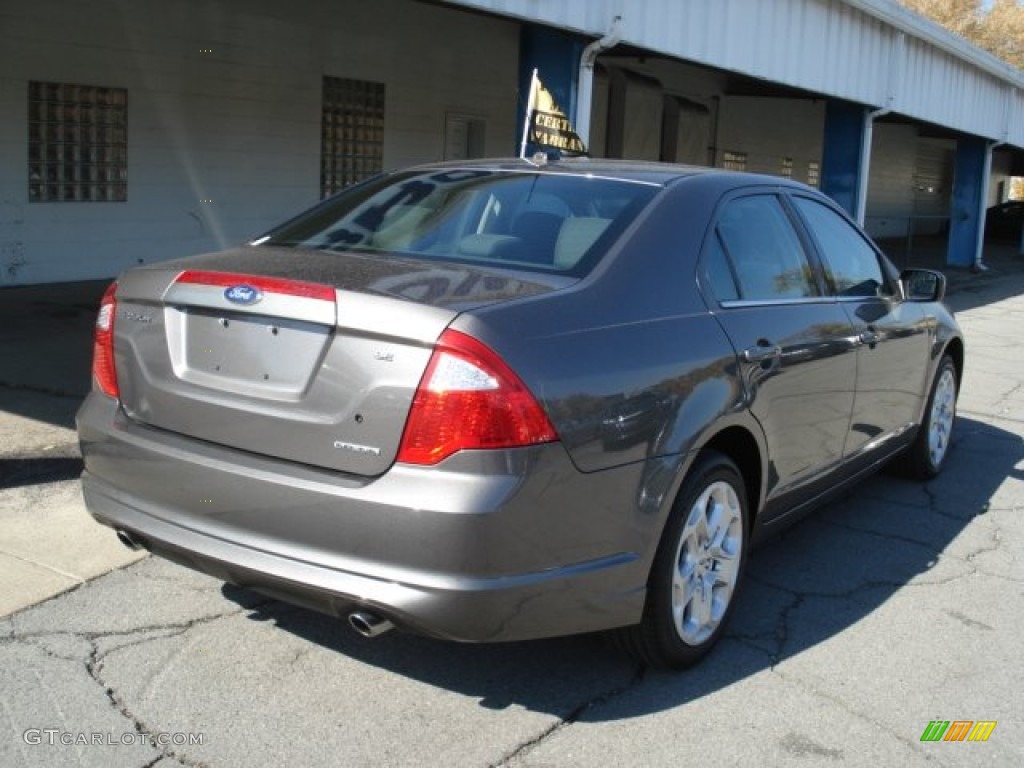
77;159;963;668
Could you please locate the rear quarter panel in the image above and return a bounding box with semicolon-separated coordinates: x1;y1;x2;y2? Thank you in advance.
455;177;752;479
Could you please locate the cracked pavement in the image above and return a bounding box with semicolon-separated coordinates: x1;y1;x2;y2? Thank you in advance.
2;270;1024;767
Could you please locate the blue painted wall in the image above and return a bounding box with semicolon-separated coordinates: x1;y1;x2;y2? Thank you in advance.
516;25;586;156
947;136;987;268
821;101;866;218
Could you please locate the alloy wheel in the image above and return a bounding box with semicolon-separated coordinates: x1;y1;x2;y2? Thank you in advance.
928;367;957;468
670;480;744;645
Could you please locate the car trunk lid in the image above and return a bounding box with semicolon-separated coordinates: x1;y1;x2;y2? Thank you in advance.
112;247;567;475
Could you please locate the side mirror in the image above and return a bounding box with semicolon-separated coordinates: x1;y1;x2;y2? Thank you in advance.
900;268;946;302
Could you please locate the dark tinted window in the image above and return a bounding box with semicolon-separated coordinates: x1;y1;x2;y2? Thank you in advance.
703;234;740;302
715;195;819;301
793;197;890;297
260;170;659;276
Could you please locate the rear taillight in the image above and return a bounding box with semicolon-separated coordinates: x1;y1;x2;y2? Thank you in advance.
396;329;557;465
92;282;119;398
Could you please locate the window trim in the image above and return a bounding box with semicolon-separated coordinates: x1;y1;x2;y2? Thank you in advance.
718;295;841;309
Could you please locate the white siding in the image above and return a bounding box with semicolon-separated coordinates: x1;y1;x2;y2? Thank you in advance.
0;0;519;284
445;0;1024;147
897;36;1011;142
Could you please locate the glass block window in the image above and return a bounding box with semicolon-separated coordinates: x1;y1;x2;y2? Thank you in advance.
721;151;747;172
28;81;127;203
807;161;821;188
780;157;794;179
321;77;385;198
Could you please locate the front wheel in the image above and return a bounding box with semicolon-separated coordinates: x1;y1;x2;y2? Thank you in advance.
899;354;958;480
615;451;748;669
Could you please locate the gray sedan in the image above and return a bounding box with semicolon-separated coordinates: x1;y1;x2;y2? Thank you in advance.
77;159;963;668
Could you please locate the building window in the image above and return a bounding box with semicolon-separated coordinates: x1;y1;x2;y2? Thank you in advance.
321;76;385;198
721;151;747;172
780;157;793;179
807;161;821;188
28;81;127;203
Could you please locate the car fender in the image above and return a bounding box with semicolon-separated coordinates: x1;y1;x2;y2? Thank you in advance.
624;407;768;580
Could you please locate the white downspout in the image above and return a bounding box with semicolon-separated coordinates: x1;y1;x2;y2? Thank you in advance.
575;16;621;148
975;88;1014;269
856;30;902;226
973;140;1000;272
855;105;889;227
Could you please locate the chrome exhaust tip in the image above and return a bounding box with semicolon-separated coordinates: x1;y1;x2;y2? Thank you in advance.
115;529;144;551
348;611;394;638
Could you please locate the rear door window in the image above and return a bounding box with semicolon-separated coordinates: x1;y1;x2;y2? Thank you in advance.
708;194;820;303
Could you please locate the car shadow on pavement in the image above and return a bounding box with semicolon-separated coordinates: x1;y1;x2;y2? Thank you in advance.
0;455;83;490
0;280;104;432
946;272;1024;314
0;384;85;433
218;414;1021;721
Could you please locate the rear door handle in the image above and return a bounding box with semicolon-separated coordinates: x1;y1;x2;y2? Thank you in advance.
859;328;882;346
742;342;782;364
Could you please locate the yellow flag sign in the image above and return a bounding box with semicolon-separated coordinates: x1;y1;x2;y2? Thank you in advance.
522;69;586;156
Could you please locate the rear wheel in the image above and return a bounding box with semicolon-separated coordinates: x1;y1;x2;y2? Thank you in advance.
616;451;748;669
899;354;958;479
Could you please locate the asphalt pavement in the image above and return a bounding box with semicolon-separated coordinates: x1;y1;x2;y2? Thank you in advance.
1;251;1023;767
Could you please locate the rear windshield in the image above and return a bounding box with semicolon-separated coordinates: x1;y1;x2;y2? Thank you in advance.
259;169;660;276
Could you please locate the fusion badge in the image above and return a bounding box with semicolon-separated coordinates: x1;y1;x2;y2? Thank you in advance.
333;440;382;456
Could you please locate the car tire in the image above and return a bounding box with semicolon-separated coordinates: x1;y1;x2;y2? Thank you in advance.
898;354;958;480
615;451;748;669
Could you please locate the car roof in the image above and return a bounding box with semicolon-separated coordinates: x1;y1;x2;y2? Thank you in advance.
394;157;813;191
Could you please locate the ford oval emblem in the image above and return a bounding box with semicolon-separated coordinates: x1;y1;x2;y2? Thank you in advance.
224;284;263;305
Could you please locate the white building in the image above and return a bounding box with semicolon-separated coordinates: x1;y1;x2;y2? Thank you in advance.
1;0;1021;285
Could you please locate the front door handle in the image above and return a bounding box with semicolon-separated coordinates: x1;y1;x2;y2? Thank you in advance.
742;341;782;364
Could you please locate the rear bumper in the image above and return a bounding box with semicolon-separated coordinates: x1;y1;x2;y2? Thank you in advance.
77;394;650;642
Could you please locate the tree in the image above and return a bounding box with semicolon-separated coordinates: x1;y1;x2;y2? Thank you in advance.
976;0;1024;69
901;0;983;38
900;0;1024;70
